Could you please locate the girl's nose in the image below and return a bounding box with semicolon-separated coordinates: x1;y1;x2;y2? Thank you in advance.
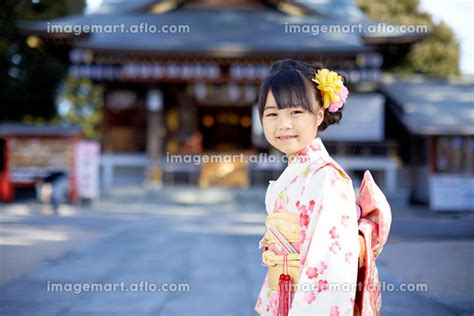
277;115;292;130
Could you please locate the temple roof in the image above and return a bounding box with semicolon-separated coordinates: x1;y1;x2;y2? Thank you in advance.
18;0;427;57
0;123;83;137
381;75;474;136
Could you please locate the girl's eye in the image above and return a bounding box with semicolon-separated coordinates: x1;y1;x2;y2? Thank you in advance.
265;113;277;117
291;110;303;115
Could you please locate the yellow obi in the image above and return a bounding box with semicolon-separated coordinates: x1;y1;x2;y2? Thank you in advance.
259;212;301;291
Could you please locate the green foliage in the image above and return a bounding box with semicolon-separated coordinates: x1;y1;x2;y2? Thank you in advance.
55;77;104;140
0;0;86;122
17;0;85;21
357;0;460;76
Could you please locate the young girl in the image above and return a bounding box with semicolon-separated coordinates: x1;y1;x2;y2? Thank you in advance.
254;59;392;316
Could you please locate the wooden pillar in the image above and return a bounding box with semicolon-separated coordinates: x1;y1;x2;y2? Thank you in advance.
145;89;164;188
429;136;437;173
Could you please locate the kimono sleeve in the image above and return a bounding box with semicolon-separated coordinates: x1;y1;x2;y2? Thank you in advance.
290;166;359;316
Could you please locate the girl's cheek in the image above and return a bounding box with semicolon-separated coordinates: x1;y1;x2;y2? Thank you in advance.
261;119;271;130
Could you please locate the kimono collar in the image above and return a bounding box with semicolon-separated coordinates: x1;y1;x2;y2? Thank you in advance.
266;137;333;214
289;137;330;166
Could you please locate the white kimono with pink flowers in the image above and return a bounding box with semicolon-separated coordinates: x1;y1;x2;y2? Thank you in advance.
255;137;391;316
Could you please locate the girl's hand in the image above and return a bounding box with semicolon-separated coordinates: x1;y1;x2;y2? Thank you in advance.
358;235;365;268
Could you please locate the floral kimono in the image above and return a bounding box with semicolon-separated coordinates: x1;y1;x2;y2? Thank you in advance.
255;137;392;316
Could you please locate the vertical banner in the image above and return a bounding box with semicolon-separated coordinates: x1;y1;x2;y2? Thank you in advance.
75;140;100;199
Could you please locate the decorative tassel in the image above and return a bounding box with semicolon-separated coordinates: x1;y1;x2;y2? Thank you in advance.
277;255;292;316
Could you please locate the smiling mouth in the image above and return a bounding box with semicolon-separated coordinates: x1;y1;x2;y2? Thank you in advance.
277;135;298;141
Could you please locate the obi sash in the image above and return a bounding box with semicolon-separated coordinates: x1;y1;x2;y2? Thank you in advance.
355;170;392;316
259;213;301;291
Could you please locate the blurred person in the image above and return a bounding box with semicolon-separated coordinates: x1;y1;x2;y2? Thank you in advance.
36;170;69;214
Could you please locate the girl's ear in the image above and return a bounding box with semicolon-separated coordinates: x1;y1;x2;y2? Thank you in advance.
316;107;325;127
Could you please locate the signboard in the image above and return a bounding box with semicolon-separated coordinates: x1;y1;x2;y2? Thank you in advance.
429;174;474;211
9;138;73;183
75;141;100;199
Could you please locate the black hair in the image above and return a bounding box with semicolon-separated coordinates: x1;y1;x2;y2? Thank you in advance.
258;59;345;131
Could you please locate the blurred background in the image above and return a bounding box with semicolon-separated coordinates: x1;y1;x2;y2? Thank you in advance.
0;0;473;315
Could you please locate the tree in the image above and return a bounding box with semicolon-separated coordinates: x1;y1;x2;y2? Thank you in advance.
357;0;460;76
0;0;86;122
55;77;103;139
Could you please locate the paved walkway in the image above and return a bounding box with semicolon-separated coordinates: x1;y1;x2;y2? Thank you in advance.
0;187;473;315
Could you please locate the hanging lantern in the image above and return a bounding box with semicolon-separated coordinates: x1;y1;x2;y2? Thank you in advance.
195;64;205;79
146;89;163;112
194;82;206;101
129;63;140;78
246;65;256;79
166;63;179;78
228;83;240;102
209;64;220;79
258;65;270;79
140;64;153;79
182;64;193;79
153;64;164;79
244;85;256;103
231;65;243;80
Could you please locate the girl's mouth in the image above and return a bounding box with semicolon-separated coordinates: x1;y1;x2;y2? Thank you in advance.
277;135;298;141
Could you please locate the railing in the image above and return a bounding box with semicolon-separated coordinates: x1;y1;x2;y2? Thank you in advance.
334;155;399;194
100;151;399;193
100;153;148;188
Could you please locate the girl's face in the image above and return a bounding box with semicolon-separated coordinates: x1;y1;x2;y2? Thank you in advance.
262;91;324;160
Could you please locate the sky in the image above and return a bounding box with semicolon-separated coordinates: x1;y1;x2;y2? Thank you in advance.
419;0;474;75
85;0;102;14
85;0;474;75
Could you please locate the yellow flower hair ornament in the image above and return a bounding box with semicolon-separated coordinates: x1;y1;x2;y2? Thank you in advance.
311;69;349;112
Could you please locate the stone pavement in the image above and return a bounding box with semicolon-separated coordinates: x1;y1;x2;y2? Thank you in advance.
0;186;473;315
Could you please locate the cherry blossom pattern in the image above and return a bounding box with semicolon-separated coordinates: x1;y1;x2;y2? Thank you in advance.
300;212;310;228
306;266;319;279
296;142;323;162
329;240;342;254
330;305;340;316
296;147;309;160
317;279;329;292
273;191;289;213
297;141;322;156
304;291;317;304
297;199;316;246
328;226;342;254
268;291;279;315
329;226;339;239
316;261;328;274
300;230;307;245
341;215;350;227
296;200;315;217
309;142;323;152
340;191;350;202
297;200;314;225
